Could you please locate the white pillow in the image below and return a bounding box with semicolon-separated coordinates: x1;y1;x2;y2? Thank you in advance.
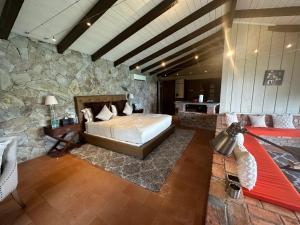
234;146;257;190
81;108;93;122
236;133;244;147
123;102;133;115
96;105;113;121
111;105;118;117
225;113;238;126
272;114;295;129
0;140;11;174
249;115;267;127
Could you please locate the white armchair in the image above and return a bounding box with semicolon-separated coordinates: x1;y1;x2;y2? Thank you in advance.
0;138;25;207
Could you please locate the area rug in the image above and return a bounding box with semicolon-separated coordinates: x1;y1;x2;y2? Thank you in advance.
71;129;195;192
267;151;300;193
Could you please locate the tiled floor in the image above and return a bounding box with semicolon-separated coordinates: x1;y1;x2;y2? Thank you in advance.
0;128;213;225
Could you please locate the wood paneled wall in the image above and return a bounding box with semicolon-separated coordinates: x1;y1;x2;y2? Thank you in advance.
220;23;300;114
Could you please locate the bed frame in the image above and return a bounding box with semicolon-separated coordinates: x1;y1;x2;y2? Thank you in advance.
74;95;175;159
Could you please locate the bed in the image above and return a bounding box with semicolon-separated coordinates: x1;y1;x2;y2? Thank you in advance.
74;95;175;159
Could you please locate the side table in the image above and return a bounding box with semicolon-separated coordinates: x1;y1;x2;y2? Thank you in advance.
44;124;81;157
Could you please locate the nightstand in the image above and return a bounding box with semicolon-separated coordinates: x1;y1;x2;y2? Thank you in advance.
44;124;81;157
133;109;144;113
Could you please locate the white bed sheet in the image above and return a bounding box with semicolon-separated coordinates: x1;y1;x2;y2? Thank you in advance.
85;113;172;146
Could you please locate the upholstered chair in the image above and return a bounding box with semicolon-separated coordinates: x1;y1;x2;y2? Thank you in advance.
0;138;25;208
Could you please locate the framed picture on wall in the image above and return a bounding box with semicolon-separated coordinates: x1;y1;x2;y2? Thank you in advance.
263;70;284;86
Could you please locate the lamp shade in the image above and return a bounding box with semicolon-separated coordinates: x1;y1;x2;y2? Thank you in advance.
45;96;58;105
129;93;134;99
210;130;237;156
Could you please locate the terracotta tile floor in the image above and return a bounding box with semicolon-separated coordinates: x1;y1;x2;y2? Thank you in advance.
0;128;213;225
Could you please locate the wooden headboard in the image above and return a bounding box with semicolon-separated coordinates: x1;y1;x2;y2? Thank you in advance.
74;95;126;131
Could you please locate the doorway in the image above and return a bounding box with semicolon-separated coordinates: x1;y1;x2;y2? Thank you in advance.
159;80;175;115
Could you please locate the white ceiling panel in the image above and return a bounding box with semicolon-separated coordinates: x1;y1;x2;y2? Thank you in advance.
10;0;300;72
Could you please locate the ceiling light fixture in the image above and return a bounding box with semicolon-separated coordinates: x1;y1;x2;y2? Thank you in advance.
164;74;167;77
161;62;166;67
204;70;208;73
52;36;56;42
135;65;140;70
195;55;199;60
286;43;292;48
227;50;234;57
176;73;179;76
254;49;258;53
87;22;92;27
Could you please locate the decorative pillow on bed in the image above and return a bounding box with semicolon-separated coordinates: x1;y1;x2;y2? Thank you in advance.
123;102;133;115
96;105;113;121
81;108;94;122
225;113;238;126
111;100;127;116
0;139;11;174
111;105;118;117
249;115;267;127
234;145;257;190
84;101;110;120
272;114;295;129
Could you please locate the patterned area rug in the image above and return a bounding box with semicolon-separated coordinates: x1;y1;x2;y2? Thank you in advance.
268;151;300;193
71;129;195;192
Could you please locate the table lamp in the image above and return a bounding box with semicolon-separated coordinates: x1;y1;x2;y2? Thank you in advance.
45;96;59;128
128;93;134;105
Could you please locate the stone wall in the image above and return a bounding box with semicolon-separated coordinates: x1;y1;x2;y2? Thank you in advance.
0;33;157;162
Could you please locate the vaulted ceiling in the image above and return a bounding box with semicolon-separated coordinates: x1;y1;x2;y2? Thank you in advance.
1;0;300;77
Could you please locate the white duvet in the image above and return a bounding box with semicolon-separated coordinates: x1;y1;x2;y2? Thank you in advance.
85;114;172;146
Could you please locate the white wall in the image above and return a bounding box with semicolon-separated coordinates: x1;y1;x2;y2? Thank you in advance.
220;23;300;114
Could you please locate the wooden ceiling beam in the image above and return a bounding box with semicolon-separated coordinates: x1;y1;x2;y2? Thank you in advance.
113;0;228;66
91;0;177;61
57;0;118;54
234;6;300;19
157;49;224;77
149;45;223;75
225;0;237;28
141;30;224;73
0;0;24;39
268;25;300;32
129;13;230;70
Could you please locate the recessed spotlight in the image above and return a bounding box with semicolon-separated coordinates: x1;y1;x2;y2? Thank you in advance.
52;36;56;42
176;73;179;76
204;70;208;73
227;50;234;57
87;22;92;27
135;65;140;69
254;49;258;53
161;62;166;67
194;55;199;60
286;43;292;48
164;74;167;77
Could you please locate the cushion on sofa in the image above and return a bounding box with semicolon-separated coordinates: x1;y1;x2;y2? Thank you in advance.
249;115;267;127
272;114;295;129
225;113;238;126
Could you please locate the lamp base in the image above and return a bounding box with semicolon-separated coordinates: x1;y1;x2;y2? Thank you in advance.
51;119;59;129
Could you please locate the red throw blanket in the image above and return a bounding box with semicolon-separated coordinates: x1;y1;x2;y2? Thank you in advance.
243;130;300;212
246;126;300;138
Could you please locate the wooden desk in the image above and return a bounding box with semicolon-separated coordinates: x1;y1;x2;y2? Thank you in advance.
44;124;81;157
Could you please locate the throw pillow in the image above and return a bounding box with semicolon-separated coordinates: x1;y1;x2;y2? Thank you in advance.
0;140;11;174
111;105;118;117
96;105;113;121
225;113;238;126
272;114;295;129
81;108;94;122
234;146;257;190
249;115;267;127
123;102;133;115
